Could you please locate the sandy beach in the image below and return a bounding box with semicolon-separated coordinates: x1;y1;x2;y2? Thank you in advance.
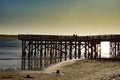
0;59;120;80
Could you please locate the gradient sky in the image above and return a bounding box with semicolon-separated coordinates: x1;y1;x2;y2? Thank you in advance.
0;0;120;35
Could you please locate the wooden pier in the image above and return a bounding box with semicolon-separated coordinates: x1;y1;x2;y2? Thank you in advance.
18;34;120;70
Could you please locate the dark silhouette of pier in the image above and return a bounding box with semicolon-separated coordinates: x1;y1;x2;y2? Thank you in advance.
18;34;120;70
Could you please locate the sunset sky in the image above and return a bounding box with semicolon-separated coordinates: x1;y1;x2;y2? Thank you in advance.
0;0;120;35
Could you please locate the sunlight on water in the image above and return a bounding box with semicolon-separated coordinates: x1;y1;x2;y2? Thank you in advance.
101;41;110;58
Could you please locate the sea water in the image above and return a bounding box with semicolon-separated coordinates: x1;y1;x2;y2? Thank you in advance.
0;38;21;70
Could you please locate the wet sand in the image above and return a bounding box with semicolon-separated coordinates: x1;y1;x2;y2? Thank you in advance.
0;59;120;80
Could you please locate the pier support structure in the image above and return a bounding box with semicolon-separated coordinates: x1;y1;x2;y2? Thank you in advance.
18;34;120;70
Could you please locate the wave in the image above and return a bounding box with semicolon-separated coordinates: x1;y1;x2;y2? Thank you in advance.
0;38;21;48
0;58;21;60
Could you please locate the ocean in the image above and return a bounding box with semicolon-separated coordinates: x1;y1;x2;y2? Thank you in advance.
0;38;21;70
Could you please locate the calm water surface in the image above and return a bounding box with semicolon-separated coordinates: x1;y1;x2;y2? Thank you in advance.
0;38;21;70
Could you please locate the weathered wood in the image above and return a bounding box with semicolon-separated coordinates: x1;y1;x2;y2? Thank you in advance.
28;41;31;70
60;41;62;62
40;41;43;67
93;43;97;58
78;41;81;59
34;41;37;69
21;41;26;69
88;42;90;58
19;34;120;70
117;42;120;58
30;41;33;70
91;42;93;59
55;49;57;63
110;42;113;58
99;43;101;58
46;44;49;66
114;42;117;58
65;41;67;61
50;41;53;64
95;44;98;58
74;41;77;59
18;34;120;41
69;41;72;60
52;42;55;64
86;42;89;58
84;42;87;58
44;41;47;67
36;41;39;69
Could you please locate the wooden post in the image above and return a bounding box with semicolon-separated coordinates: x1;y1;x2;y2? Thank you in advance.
55;49;57;63
96;43;98;58
65;41;67;61
60;41;62;62
97;42;100;58
78;41;81;59
96;42;99;58
58;42;60;63
40;41;43;68
74;41;77;59
69;41;72;60
110;42;112;58
50;41;53;64
57;41;59;62
84;42;87;58
86;42;89;58
114;42;117;58
118;42;120;58
94;42;97;58
52;41;55;64
36;41;39;69
46;42;49;66
44;41;47;67
28;41;31;70
111;42;115;58
91;42;93;58
34;41;37;70
99;42;101;58
21;41;26;69
88;42;90;58
30;41;33;70
55;41;58;63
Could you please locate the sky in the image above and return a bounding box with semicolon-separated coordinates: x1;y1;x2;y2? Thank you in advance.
0;0;120;35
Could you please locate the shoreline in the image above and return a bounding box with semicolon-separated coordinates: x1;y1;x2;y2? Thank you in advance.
0;59;120;80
